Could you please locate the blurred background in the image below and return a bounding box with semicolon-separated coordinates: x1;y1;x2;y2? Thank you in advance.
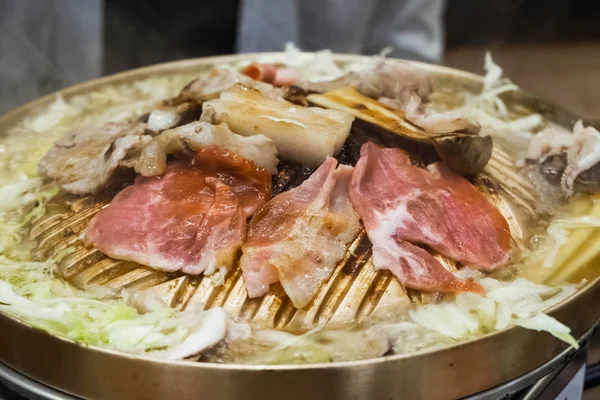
1;0;599;120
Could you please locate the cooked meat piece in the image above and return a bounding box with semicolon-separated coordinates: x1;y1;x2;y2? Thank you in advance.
521;125;574;164
379;85;481;135
301;60;432;101
123;119;279;176
241;157;360;308
147;100;202;132
39;116;276;195
204;85;354;167
305;60;480;136
356;61;432;101
282;85;311;106
308;87;492;175
147;108;181;131
349;143;512;293
39;122;151;195
178;67;285;101
85;147;272;275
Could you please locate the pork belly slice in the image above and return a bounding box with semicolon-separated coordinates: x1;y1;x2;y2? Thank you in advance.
241;157;360;308
39;122;151;195
349;142;511;294
85;147;271;275
203;85;354;167
145;66;285;133
123;120;279;176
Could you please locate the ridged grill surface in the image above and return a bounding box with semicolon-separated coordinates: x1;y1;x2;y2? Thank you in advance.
30;134;537;332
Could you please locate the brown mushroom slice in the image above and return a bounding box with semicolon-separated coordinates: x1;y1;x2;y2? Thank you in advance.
307;87;493;175
433;134;493;175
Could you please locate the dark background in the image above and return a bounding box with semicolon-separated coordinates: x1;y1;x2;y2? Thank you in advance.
445;0;600;47
103;0;600;73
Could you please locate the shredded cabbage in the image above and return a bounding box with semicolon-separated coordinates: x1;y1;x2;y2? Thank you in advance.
245;326;388;365
251;43;343;83
0;72;236;360
453;52;543;151
0;258;229;358
408;273;579;348
514;314;579;348
0;178;41;213
243;271;580;363
248;42;376;83
0;182;58;259
544;225;570;268
542;216;600;268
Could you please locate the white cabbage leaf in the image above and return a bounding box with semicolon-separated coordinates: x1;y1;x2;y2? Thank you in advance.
0;178;41;213
452;52;543;151
542;215;600;268
247;42;377;83
0;259;232;359
0;183;58;258
407;273;579;348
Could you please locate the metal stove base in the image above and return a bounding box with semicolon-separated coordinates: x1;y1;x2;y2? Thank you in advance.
464;324;596;400
0;363;78;400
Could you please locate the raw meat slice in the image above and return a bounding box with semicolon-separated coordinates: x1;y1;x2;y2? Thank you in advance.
241;157;360;308
191;147;272;217
349;142;511;293
180;177;245;276
85;147;271;275
240;63;301;86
